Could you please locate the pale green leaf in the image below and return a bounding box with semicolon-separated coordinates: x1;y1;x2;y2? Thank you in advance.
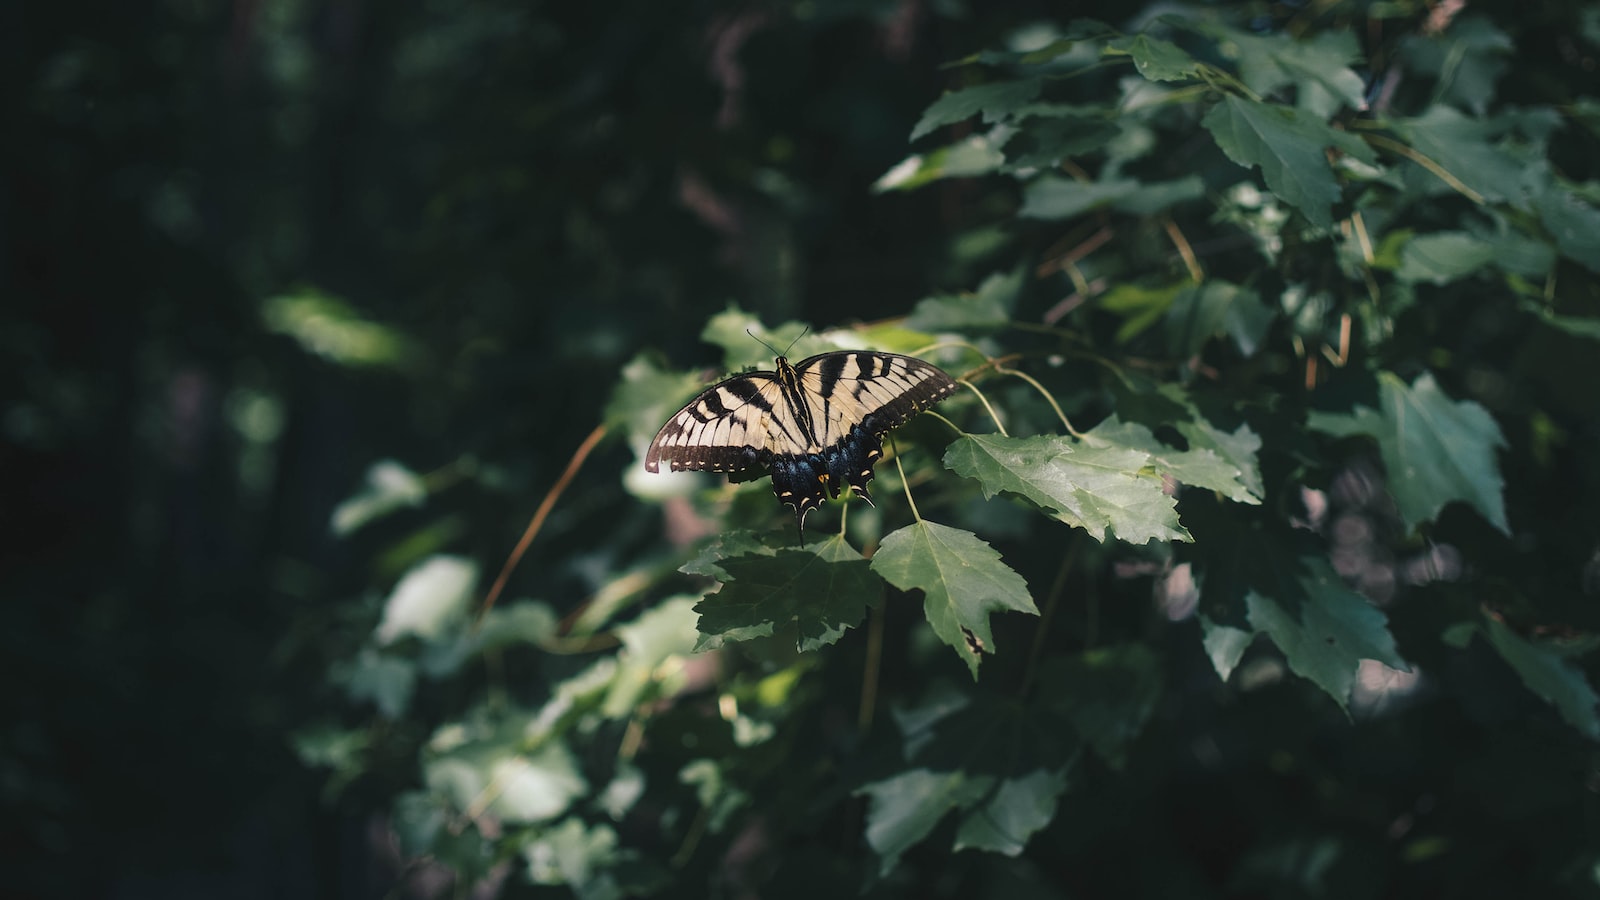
943;433;1190;544
1083;417;1262;505
1201;615;1256;681
1175;418;1265;500
375;555;477;645
1396;232;1498;284
871;521;1036;678
874;132;1008;192
331;459;427;536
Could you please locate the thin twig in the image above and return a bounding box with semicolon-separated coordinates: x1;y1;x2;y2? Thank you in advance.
478;422;609;623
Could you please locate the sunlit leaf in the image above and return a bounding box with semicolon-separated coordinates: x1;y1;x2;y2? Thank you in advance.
871;521;1036;678
874;133;1008;192
1309;371;1509;534
374;555;478;645
602;597;701;717
1175;418;1265;500
331;459;427;535
1083;417;1261;505
943;433;1190;544
261;288;421;369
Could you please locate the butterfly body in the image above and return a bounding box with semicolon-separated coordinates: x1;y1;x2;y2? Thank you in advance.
645;351;958;529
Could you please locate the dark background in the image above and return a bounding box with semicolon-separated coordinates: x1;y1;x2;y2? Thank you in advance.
4;1;1020;896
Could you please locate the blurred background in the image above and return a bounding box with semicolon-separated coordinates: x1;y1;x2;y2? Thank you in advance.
4;1;1028;896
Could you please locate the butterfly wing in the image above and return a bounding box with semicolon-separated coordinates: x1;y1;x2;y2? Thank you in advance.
644;371;788;477
788;351;959;503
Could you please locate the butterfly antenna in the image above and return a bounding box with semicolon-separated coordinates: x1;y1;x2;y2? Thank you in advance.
745;325;810;360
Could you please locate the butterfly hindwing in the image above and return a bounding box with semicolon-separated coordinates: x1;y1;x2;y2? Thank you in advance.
645;350;959;530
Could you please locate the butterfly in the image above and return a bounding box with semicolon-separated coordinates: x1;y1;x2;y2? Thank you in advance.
645;350;958;531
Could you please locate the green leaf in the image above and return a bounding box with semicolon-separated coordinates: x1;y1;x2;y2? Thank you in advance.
1395;232;1498;285
1175;418;1265;500
1201;95;1372;227
1388;107;1519;203
1106;33;1202;82
858;768;993;875
1398;16;1513;115
331;459;427;536
1000;114;1120;168
1083;417;1261;505
374;555;477;645
1200;615;1256;681
426;741;587;825
1308;371;1510;534
908;267;1024;331
871;521;1037;678
943;433;1190;544
602;597;701;717
693;535;880;652
1532;183;1600;274
1218;27;1368;116
1521;301;1600;341
1163;280;1275;358
874;133;1008;192
1099;281;1187;343
1019;175;1203;220
911;79;1042;141
606;354;710;451
1244;558;1409;713
954;767;1069;856
1479;617;1600;739
524;818;622;896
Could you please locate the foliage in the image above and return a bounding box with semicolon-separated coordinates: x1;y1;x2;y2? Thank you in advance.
286;4;1600;898
11;0;1600;898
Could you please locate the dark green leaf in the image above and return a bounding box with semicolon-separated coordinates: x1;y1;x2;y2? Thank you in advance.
1163;280;1275;357
858;768;993;875
1040;644;1163;766
1244;558;1409;713
1532;184;1600;274
911;79;1043;141
693;536;880;652
1309;371;1510;534
1106;34;1202;82
954;767;1069;856
908;267;1024;331
1202;95;1372;228
871;521;1037;678
1395;233;1498;284
1019;175;1203;219
1388;107;1520;203
1219;27;1367;116
1479;617;1600;739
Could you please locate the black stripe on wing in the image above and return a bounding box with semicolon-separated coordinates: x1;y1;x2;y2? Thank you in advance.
644;373;783;476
